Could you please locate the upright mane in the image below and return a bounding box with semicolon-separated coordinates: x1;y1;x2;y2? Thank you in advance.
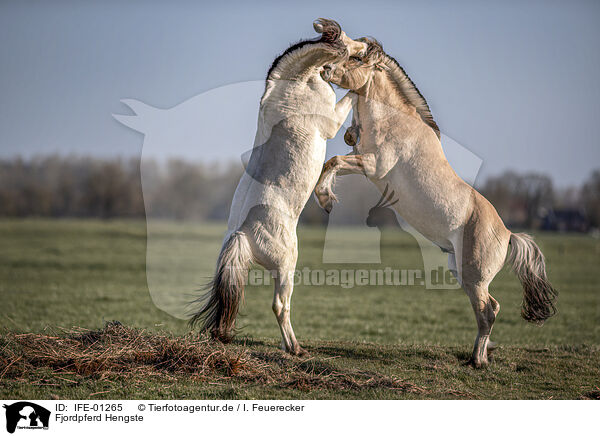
384;56;440;139
265;19;345;85
360;38;440;139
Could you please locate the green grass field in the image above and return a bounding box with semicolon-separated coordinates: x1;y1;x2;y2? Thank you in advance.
1;219;598;399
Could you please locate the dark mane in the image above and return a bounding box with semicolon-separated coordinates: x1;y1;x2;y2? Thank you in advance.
386;55;440;139
266;39;320;80
360;38;440;139
265;18;344;83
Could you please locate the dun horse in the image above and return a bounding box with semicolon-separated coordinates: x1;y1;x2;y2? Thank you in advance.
190;19;366;355
315;39;557;367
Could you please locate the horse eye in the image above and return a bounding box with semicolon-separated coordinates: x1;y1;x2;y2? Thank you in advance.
349;56;363;63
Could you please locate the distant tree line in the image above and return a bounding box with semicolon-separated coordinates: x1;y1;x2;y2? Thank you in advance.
479;170;599;231
0;156;239;220
0;155;598;231
0;156;144;218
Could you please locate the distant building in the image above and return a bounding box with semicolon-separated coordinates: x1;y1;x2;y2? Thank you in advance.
540;208;589;233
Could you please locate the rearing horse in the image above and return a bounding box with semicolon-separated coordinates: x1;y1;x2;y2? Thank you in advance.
315;39;557;367
190;19;366;355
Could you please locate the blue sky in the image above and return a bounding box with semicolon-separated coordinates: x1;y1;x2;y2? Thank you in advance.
1;0;599;186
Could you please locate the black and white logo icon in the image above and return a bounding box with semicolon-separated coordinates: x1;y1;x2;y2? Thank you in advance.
3;402;50;434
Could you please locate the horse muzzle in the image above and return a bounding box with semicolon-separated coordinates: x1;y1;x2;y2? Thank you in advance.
321;64;334;81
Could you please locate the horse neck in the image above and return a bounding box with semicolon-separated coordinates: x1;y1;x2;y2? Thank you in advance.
270;44;337;83
260;45;336;142
359;70;417;119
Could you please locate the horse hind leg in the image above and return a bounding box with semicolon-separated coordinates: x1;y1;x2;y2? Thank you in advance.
262;235;306;356
448;250;497;366
452;206;509;368
455;241;502;367
242;211;305;356
449;250;498;360
272;266;307;356
463;280;498;368
486;295;500;358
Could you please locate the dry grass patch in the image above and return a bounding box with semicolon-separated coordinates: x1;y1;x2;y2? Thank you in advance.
0;322;425;394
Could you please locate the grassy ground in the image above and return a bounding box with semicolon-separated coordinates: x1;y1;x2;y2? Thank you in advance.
0;219;598;399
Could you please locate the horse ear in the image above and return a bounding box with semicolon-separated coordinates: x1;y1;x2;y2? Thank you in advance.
313;20;324;34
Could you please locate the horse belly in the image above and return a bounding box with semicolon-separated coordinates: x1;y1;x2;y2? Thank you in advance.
379;172;471;246
226;133;326;239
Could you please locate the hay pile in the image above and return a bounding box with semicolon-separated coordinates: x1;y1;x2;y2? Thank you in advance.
0;322;424;394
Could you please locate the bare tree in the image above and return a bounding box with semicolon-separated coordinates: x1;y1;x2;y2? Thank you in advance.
0;156;595;232
481;171;553;228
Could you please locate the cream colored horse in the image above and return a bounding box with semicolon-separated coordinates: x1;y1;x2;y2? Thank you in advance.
315;39;557;367
190;19;366;355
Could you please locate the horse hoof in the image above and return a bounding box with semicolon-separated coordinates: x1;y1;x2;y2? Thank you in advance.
468;358;489;369
344;128;358;147
315;191;333;213
290;346;309;357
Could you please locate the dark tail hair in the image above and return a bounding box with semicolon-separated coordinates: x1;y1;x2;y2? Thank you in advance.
506;232;558;324
189;231;253;342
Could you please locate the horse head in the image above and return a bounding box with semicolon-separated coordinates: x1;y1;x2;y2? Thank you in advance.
321;37;385;89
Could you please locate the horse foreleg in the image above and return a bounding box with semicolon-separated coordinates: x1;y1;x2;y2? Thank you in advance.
314;154;375;213
324;91;357;139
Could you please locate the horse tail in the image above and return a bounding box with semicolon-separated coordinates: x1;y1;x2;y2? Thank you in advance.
506;232;558;324
189;231;253;342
